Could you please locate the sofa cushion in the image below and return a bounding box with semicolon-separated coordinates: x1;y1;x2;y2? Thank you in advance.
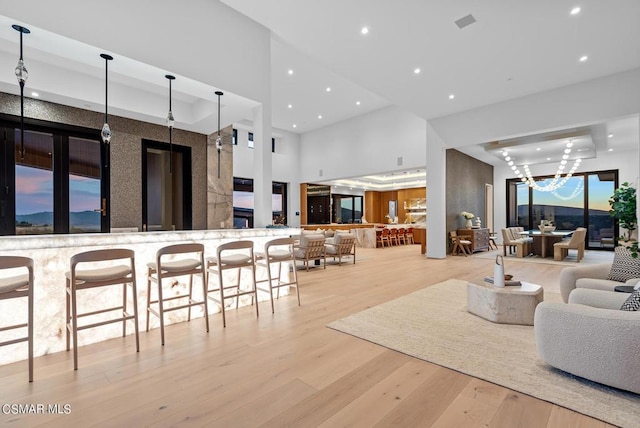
607;246;640;282
621;289;640;311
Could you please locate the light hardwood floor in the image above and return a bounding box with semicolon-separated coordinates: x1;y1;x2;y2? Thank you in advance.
0;245;613;427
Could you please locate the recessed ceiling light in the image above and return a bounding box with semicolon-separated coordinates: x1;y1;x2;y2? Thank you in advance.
547;157;551;161
570;6;581;15
448;94;455;100
414;68;421;74
361;26;369;35
288;104;292;109
326;87;331;92
31;92;39;97
608;148;613;152
608;133;614;138
579;55;588;62
356;101;361;106
536;147;541;151
318;115;323;119
288;69;293;75
293;124;297;128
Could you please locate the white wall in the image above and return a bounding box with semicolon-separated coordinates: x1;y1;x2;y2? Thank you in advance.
299;105;427;182
233;126;301;226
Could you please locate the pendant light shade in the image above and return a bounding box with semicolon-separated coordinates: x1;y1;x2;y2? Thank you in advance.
215;91;223;179
100;53;113;168
165;74;176;174
12;24;30;161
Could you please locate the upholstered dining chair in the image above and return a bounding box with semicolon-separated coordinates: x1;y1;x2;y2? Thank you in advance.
554;227;587;261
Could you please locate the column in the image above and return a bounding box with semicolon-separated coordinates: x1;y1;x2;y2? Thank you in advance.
426;122;447;258
253;104;273;228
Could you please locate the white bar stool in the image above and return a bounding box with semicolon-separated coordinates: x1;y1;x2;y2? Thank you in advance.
66;249;139;370
146;243;209;345
207;240;258;327
0;256;34;382
255;237;300;313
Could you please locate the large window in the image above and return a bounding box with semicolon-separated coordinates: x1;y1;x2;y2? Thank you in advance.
507;170;617;250
0;116;107;235
332;194;363;224
233;177;288;228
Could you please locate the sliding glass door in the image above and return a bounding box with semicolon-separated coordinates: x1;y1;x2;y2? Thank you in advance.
506;170;617;250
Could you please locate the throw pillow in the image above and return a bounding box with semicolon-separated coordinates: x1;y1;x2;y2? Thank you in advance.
608;246;640;282
620;288;640;311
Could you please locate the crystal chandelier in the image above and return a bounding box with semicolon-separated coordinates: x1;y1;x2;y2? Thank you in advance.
503;140;582;192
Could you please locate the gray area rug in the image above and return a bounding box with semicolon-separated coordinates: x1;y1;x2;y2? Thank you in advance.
327;279;640;427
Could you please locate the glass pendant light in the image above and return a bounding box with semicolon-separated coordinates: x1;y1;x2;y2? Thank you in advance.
215;91;224;178
12;24;30;160
165;74;176;174
100;53;113;167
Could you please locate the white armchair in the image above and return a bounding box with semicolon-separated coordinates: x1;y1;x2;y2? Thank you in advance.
534;288;640;394
559;262;640;303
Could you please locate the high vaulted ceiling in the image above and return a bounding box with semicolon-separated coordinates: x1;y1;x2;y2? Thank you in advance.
0;0;638;175
222;0;640;129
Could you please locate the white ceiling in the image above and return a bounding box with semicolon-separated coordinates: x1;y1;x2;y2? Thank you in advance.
0;1;638;190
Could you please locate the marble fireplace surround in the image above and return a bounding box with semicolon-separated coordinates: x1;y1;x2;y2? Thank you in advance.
0;228;299;366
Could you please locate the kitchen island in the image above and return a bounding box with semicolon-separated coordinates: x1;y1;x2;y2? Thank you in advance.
0;228;299;365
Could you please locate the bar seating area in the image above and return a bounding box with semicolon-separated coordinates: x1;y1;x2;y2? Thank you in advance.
0;228;304;379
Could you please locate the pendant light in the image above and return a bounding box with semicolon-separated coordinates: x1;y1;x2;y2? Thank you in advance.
165;74;176;174
215;91;224;178
100;53;113;168
12;24;30;161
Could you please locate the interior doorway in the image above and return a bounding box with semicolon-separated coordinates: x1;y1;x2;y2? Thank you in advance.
141;139;192;231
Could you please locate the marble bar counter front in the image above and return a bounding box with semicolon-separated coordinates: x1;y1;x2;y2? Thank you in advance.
0;228;300;366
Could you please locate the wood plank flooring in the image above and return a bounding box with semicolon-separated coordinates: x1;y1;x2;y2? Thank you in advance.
0;245;613;427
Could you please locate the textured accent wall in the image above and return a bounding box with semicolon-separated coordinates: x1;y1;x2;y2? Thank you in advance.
446;149;493;250
0;92;214;230
207;125;233;229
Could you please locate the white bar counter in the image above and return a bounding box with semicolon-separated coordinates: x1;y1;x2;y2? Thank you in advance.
0;228;299;366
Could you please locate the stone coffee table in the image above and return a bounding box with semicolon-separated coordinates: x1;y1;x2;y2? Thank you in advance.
466;281;544;326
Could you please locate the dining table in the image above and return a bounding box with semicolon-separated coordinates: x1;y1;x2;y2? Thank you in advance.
519;229;573;258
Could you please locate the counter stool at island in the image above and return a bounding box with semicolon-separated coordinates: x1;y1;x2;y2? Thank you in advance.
66;249;139;370
146;244;209;345
255;238;300;313
207;241;259;327
0;256;34;381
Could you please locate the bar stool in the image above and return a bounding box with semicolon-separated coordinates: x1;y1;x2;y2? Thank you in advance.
405;227;415;244
66;249;138;370
389;228;399;246
397;228;406;245
207;241;259;327
146;243;209;345
255;238;300;313
0;256;34;382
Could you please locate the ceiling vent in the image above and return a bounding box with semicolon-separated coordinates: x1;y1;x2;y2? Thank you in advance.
455;14;476;29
